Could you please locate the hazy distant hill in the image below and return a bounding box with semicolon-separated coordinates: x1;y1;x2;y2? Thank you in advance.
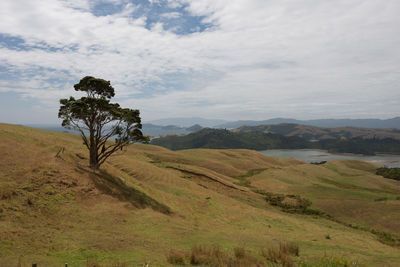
143;123;203;136
148;117;228;127
25;124;78;133
186;124;203;132
142;123;189;136
216;117;400;129
236;123;400;140
25;123;202;137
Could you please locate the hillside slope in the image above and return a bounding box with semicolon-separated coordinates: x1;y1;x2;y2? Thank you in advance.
1;124;400;266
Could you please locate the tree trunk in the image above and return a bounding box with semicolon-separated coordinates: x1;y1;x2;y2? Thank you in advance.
89;129;99;170
89;147;99;170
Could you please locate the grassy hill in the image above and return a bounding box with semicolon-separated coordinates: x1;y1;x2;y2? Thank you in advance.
1;123;400;266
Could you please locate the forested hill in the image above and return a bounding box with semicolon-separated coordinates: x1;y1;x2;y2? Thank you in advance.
236;123;400;140
151;128;310;150
151;128;400;155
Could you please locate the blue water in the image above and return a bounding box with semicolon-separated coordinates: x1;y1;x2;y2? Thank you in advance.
259;149;400;168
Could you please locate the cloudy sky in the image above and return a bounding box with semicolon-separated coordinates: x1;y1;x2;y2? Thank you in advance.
0;0;399;124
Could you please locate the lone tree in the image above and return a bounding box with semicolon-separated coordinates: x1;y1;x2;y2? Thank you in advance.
59;76;147;170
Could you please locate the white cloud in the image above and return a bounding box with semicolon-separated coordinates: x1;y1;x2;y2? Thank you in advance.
166;0;185;9
161;12;181;19
0;0;399;123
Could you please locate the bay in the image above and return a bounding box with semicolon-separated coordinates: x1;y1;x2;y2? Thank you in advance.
259;149;400;168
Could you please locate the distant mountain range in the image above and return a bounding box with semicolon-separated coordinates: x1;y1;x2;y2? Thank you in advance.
24;123;204;137
148;116;400;129
25;116;400;138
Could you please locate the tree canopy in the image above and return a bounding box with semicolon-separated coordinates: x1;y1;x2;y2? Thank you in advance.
59;76;147;169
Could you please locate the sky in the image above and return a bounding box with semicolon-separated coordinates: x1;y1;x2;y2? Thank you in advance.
0;0;399;124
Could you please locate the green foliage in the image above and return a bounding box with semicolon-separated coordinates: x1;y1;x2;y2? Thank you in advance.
59;76;147;169
151;128;310;151
318;138;400;155
260;191;324;215
376;167;400;181
370;229;400;247
151;128;400;155
73;76;115;99
311;161;327;165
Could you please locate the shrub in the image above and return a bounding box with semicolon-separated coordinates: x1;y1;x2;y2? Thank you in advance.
0;185;17;200
310;161;327;165
261;242;298;266
279;252;294;267
261;247;280;263
280;242;299;256
167;249;186;265
234;247;246;259
190;246;227;266
189;245;263;266
233;247;262;266
263;192;318;215
376;167;400;180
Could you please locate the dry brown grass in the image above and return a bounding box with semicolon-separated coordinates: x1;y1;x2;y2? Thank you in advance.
166;249;186;265
279;242;299;257
190;245;227;266
260;242;299;267
189;245;263;267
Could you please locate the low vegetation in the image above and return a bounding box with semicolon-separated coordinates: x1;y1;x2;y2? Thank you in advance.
166;243;299;266
299;256;359;267
166;249;186;265
165;243;358;267
257;190;326;216
376;167;400;181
